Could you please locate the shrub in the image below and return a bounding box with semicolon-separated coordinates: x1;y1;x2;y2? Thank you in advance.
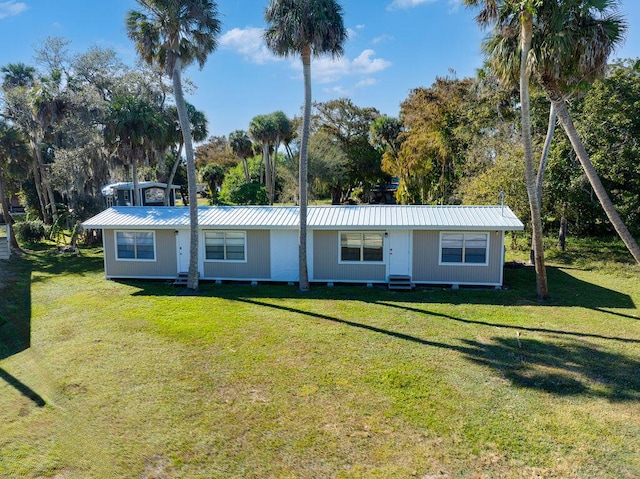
14;219;48;244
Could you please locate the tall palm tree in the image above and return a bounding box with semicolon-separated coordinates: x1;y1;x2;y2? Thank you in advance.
164;103;208;205
127;0;221;291
105;95;167;206
485;0;640;264
249;113;278;204
464;0;549;300
264;0;347;291
229;130;253;183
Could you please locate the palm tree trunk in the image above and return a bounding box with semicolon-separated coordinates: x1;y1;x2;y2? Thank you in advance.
242;158;250;183
520;13;549;300
164;142;183;206
555;99;640;264
0;171;20;251
536;101;557;205
173;60;200;290
298;45;312;292
132;152;140;206
263;141;272;205
30;154;48;223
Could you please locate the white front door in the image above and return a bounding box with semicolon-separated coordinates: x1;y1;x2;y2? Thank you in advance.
176;230;190;273
388;230;411;277
270;230;299;281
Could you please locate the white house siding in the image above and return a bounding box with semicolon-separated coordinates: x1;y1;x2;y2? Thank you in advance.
312;230;386;282
202;230;270;280
412;230;504;285
103;229;177;279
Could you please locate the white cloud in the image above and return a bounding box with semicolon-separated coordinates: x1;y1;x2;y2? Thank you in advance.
307;49;391;83
219;27;277;65
356;24;366;30
220;26;391;85
322;85;349;96
352;50;392;74
387;0;437;11
356;78;378;88
372;34;393;45
0;1;27;19
347;27;358;39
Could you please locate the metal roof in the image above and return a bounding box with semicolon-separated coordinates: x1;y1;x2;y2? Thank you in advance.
82;205;524;231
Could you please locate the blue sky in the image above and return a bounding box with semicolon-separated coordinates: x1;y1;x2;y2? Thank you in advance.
1;0;639;138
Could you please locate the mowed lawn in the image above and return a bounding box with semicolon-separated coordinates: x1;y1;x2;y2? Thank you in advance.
1;240;639;478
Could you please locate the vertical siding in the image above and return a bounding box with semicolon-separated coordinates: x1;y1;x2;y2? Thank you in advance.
104;229;177;278
313;230;386;282
203;230;270;279
412;230;504;285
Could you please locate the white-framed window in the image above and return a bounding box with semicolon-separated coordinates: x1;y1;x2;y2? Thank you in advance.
339;231;384;263
204;231;246;262
439;232;489;265
115;231;156;261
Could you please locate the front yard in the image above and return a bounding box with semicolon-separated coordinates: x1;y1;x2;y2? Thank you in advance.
1;240;639;478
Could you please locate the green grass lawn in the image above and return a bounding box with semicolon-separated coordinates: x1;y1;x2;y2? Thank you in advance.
1;238;639;478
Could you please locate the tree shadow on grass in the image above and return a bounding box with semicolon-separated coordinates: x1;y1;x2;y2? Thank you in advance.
235;297;640;401
0;255;31;359
374;301;640;345
459;336;640;401
0;256;47;406
25;245;105;284
124;266;635;311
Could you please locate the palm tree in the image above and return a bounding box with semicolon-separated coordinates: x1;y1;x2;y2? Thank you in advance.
164;103;208;205
249;114;278;204
126;0;221;291
484;0;640;264
0;120;29;251
105;95;167;206
1;62;35;89
464;0;549;300
264;0;347;291
229;130;253;183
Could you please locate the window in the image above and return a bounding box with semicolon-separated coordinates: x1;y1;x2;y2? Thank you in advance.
205;231;246;261
440;233;488;265
340;232;384;262
116;231;155;260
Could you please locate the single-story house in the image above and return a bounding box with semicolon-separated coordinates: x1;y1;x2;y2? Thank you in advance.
81;204;524;288
101;181;181;207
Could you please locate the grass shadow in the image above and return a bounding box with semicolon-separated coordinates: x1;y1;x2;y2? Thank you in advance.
123;266;636;311
374;300;640;345
234;298;640;401
0;254;32;359
25;244;105;283
458;336;640;401
0;367;46;407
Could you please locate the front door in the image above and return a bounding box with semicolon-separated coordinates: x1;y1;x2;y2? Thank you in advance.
176;230;190;273
388;230;411;277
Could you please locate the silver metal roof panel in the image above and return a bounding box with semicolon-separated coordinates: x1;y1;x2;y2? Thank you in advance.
82;205;524;231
